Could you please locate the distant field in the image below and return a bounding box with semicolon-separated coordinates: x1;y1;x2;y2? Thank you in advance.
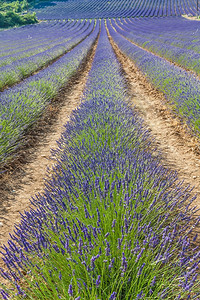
32;0;198;19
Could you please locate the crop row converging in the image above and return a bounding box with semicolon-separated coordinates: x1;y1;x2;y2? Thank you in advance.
32;0;199;19
0;19;99;164
1;21;199;300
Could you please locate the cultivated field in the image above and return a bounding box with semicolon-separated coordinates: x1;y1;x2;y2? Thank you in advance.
0;0;200;299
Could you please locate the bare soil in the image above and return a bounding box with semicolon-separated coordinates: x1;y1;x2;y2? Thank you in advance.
109;37;200;213
0;39;98;274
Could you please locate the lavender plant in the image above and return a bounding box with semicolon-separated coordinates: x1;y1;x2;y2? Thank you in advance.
1;21;199;299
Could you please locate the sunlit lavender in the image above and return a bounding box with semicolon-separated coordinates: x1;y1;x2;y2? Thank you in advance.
1;21;199;299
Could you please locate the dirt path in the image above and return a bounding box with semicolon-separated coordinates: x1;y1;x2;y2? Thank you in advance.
0;40;98;270
110;37;200;212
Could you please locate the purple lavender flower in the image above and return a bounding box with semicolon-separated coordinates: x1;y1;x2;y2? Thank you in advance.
68;284;73;297
96;275;101;288
112;219;116;228
105;240;111;256
150;276;156;287
136;248;145;262
78;238;83;256
90;256;96;270
65;238;71;254
59;272;62;280
0;290;9;300
136;291;144;299
137;263;145;277
109;257;115;270
121;252;128;273
109;292;117;299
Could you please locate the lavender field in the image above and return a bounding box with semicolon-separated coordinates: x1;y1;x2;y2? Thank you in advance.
0;0;200;299
32;0;198;19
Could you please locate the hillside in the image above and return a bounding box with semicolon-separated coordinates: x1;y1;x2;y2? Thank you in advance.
0;1;37;28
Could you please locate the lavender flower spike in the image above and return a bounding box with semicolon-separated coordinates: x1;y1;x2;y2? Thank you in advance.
68;284;73;297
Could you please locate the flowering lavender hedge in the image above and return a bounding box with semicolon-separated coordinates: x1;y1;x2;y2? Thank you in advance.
0;20;76;60
107;19;200;136
0;20;92;90
0;20;82;67
1;21;199;300
32;0;197;19
0;20;99;164
124;17;200;54
112;18;200;76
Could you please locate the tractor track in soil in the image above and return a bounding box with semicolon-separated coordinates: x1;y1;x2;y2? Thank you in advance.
0;38;98;275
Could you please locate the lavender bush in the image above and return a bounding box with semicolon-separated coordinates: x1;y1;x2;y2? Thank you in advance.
1;21;199;299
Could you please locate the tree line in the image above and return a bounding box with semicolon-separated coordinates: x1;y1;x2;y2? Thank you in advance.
0;0;38;28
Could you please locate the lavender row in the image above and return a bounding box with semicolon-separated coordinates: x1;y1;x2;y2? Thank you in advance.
107;19;200;136
112;18;200;76
1;20;199;299
0;20;80;66
32;0;197;19
0;20;76;56
0;20;84;74
124;17;200;52
0;20;99;165
0;20;92;91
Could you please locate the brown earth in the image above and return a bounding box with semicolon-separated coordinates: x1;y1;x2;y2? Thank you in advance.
0;39;98;277
109;36;200;214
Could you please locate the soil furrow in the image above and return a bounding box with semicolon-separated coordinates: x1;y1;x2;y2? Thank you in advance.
109;36;200;212
0;38;98;272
